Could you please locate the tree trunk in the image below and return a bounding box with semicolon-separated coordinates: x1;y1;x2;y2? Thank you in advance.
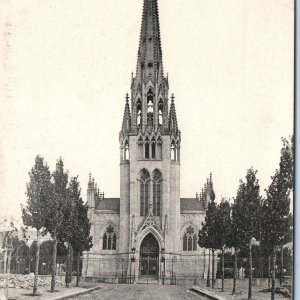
268;255;271;288
65;243;69;287
271;246;276;300
248;247;253;300
76;252;80;287
33;230;40;295
280;245;283;286
212;249;215;289
65;243;72;288
50;236;58;292
206;249;211;287
232;248;237;295
221;248;225;292
69;246;73;285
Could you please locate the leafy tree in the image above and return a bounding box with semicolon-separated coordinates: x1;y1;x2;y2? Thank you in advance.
10;237;30;274
261;136;293;300
216;198;231;292
22;156;52;295
232;168;261;300
198;196;218;288
64;177;93;287
43;158;68;292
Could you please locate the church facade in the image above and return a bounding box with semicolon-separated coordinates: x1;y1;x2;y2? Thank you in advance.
82;0;214;283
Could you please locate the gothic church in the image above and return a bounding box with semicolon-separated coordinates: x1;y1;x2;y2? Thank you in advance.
82;0;214;282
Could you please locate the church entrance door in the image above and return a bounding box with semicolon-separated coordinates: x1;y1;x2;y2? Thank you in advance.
139;233;159;276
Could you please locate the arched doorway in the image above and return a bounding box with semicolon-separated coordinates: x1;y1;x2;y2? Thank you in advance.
139;233;159;276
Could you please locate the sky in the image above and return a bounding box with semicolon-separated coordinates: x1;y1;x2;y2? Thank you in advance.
0;0;294;223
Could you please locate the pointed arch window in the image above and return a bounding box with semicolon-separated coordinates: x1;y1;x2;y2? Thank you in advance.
171;141;176;161
140;169;150;216
153;170;162;216
157;137;162;160
158;99;163;125
138;136;143;159
124;141;129;160
136;99;142;127
183;226;197;251
147;89;154;125
145;137;150;159
151;137;156;159
103;225;117;250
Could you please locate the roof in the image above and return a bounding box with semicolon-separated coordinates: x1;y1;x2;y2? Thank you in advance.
95;198;120;213
95;197;205;213
180;198;205;212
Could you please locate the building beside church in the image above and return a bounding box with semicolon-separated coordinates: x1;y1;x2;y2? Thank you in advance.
82;0;215;283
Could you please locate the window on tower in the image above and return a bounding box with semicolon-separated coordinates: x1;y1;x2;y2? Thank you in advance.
124;141;129;160
103;225;117;250
151;137;156;159
138;136;143;159
171;141;176;161
152;170;162;216
183;226;197;251
145;137;150;159
158;99;163;125
147;89;154;125
140;169;150;216
157;137;162;159
136;100;142;127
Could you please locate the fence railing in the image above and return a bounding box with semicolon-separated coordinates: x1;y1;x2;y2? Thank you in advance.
0;253;293;286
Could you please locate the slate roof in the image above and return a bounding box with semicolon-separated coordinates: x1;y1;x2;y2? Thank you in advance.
180;198;205;212
95;198;205;213
95;198;120;213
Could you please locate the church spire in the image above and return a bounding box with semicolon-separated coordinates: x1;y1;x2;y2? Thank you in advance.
136;0;164;83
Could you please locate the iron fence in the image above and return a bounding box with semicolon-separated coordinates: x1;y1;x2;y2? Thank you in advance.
0;253;293;286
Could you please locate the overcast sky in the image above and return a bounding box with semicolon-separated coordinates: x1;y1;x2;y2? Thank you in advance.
0;0;294;222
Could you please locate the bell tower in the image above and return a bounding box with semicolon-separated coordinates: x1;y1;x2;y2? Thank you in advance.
119;0;181;256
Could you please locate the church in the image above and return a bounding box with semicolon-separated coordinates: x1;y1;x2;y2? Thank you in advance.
82;0;215;283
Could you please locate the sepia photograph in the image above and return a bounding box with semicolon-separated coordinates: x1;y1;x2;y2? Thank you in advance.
0;0;294;299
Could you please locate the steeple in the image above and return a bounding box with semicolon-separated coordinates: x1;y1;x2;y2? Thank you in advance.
136;0;164;83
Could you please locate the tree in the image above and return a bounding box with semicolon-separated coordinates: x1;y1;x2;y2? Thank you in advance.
43;158;69;292
198;196;219;288
232;168;261;300
261;136;293;300
66;177;93;287
10;237;30;274
216;198;231;292
22;155;52;295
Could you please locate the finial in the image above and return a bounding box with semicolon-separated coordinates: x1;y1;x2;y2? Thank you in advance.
171;93;175;102
89;173;91;182
131;72;133;79
126;93;129;103
210;172;212;182
92;177;95;188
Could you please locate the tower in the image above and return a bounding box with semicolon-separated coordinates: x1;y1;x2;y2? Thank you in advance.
119;0;181;261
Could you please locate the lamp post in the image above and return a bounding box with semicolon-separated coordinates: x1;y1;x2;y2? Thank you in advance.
131;247;136;284
161;247;165;285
